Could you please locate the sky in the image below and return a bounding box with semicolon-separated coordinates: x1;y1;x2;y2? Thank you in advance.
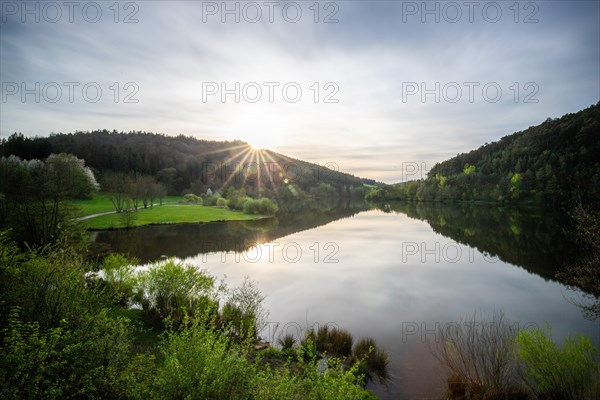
1;0;599;183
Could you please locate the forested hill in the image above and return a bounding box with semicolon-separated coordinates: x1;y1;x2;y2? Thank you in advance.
0;130;375;197
368;102;600;204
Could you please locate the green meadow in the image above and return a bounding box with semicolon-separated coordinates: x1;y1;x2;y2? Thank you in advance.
70;193;266;229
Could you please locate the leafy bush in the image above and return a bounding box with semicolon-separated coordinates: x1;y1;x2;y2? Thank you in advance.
225;187;248;210
278;333;297;351
183;193;202;204
221;277;268;341
0;307;137;400
259;197;279;214
308;325;354;358
134;259;217;327
252;358;377;400
297;338;319;363
242;197;279;215
153;319;255;400
216;197;227;207
517;327;600;400
101;253;138;305
353;337;390;384
202;195;217;206
0;237;106;329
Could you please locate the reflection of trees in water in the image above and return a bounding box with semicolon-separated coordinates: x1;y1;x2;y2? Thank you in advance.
378;201;577;286
556;203;600;320
91;199;368;263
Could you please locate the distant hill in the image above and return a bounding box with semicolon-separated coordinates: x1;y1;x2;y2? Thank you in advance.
368;102;600;204
0;130;375;198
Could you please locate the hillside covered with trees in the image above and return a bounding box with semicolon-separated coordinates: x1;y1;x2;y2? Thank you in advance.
368;102;600;204
0;131;373;200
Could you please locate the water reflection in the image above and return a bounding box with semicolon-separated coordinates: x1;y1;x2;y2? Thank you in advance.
90;200;368;263
89;202;598;399
376;202;578;284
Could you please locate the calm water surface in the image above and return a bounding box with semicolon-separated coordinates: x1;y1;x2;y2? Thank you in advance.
92;203;599;399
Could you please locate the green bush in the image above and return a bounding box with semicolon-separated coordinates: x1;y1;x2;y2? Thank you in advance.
353;337;390;384
517;327;600;400
0;307;137;400
0;236;107;329
242;197;278;215
309;325;354;358
252;359;377;400
221;277;268;341
216;197;227;207
101;253;138;306
224;187;248;210
277;333;297;351
134;259;217;327
183;193;202;204
202;195;217;206
153;319;255;400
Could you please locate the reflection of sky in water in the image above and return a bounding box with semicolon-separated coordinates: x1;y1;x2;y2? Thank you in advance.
178;210;597;399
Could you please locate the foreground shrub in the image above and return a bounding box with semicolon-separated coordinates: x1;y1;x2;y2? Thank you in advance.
0;308;136;400
0;235;107;329
307;325;354;358
135;259;217;327
278;333;297;350
153;319;255;400
429;311;524;398
517;327;600;400
252;359;378;400
221;277;269;341
353;337;390;384
101;253;138;306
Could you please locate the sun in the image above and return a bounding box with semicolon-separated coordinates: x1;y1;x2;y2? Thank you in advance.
225;107;287;150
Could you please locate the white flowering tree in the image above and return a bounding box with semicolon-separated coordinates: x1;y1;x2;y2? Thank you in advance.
0;153;99;245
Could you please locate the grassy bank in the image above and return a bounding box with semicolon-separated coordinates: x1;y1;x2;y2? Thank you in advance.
70;193;182;217
70;193;267;229
83;204;266;229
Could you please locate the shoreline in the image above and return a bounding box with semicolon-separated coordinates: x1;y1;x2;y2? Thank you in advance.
85;214;274;231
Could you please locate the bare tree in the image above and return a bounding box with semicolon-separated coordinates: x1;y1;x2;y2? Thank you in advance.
102;172;131;213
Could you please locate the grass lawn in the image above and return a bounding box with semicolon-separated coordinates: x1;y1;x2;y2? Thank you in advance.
71;193;183;217
83;204;265;229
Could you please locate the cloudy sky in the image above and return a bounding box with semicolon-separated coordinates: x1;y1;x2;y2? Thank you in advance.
1;0;598;182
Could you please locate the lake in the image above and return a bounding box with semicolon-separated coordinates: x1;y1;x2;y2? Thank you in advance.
91;202;599;399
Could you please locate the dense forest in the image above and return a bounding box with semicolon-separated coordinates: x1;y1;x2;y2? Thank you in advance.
0;130;374;199
367;102;600;204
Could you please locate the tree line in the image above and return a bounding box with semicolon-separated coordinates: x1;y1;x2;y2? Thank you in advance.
367;102;600;204
0;130;373;200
